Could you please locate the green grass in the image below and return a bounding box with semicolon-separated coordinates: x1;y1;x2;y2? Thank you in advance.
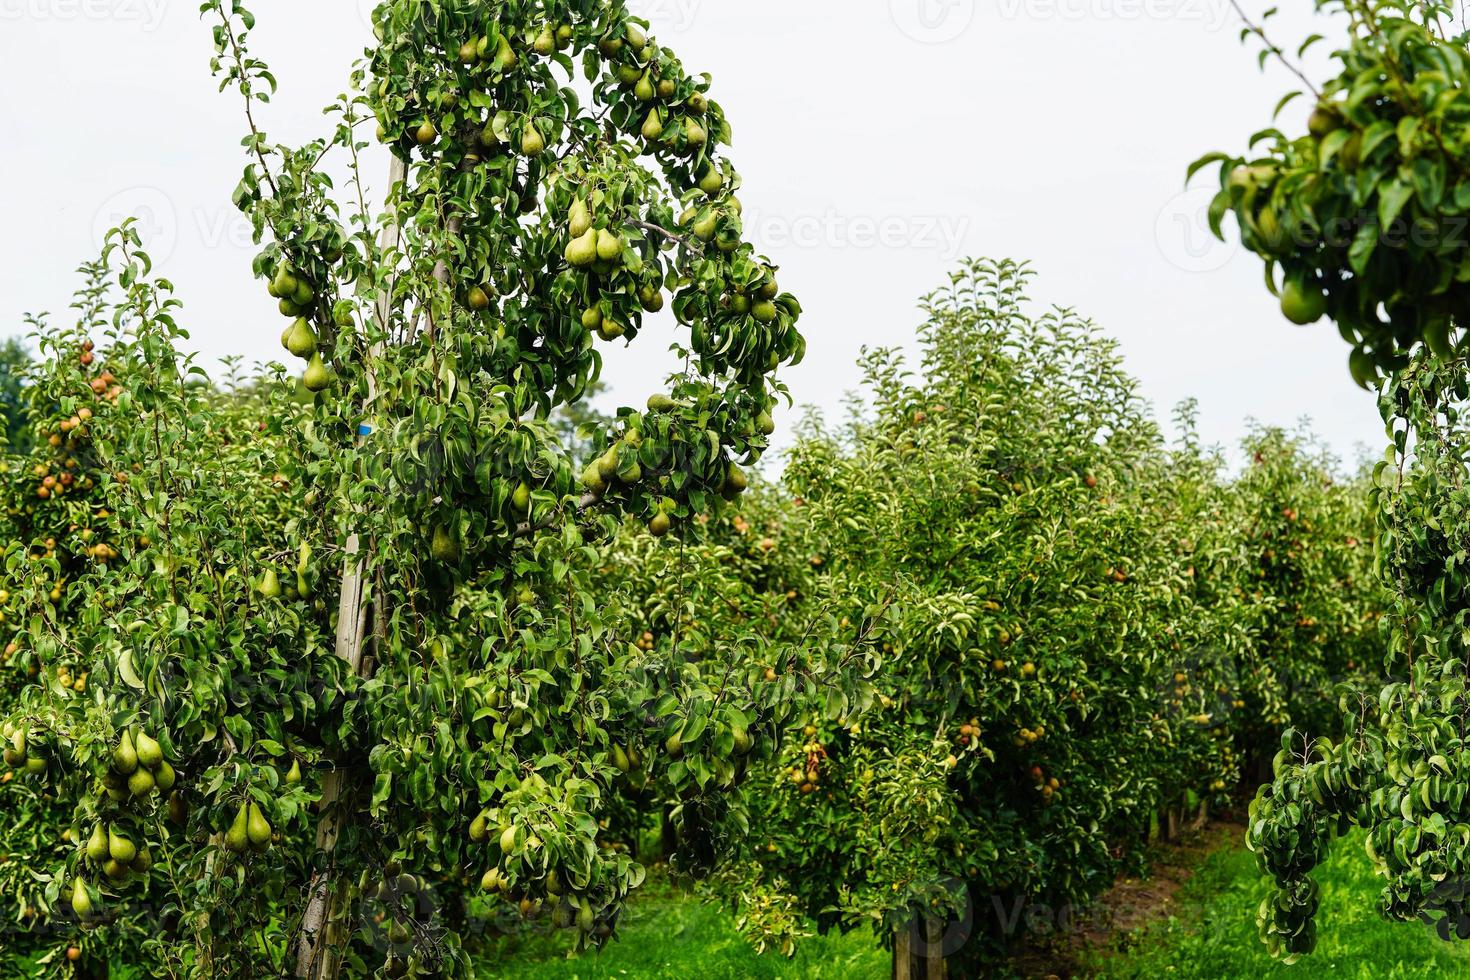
1086;830;1470;979
474;881;888;979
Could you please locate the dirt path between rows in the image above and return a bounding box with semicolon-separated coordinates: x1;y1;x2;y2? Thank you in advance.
1008;819;1246;979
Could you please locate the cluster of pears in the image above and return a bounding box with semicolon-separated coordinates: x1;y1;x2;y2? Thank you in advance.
103;728;176;802
609;742;649;790
1;723;46;776
269;264;342;392
600;23;710;157
223;797;275;854
563;199;630;279
257;543;314;602
81;820;151;884
579;427;644;498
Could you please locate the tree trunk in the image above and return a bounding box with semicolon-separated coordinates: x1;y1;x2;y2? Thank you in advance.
924;916;946;979
294;153;407;980
893;921;913;980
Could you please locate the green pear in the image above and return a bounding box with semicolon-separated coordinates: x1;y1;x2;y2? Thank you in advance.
596;229;623;262
271;268;298;299
285;759;302;786
86;823;108;862
108;828;136;865
725;461;749;494
577;897;595;933
634;72;655;102
415;120;437;146
292;278;314;307
168;791;188;826
625;23;648;51
688;92;708;115
467;286;491;311
580;463;607;496
521;122;545;156
556;24;573;47
597;447;621;481
647;393;677;413
493;35;519;71
757;411;776;436
581;306;603;331
565;228;598;268
431;524;461;564
458;39;479;63
512;482;532;513
752;300;777;324
499;824;517;853
612;744;631;773
685;119;707;148
658;78;676;100
258;568;281;599
665;730;684;758
225;804;249;853
135;731;163;770
154;759;176;793
113;731;138;774
247;803;272;850
638;284;664;313
569;198;592;238
641;108;664;142
303;353;332;392
103;858;129;881
692;212;718;242
333;301;354;327
649;513;672;537
128;767;155;798
132;846;153;873
469;811;489;843
598;319;626;341
697;168;723;196
71;878;93;918
533;25;556;56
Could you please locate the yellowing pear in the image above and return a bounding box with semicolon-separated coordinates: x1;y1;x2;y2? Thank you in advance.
596;229;623;262
521;123;545;156
512;482;532;513
685;119;707;148
569;198;592;238
565;228;598;268
258;568;282;599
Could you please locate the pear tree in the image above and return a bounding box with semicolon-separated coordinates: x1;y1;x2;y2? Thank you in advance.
1199;0;1470;960
0;1;838;977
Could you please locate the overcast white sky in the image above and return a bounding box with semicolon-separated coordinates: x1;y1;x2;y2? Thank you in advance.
0;0;1380;469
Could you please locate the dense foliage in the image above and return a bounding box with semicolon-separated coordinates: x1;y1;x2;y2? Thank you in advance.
578;260;1381;972
0;1;848;977
1203;0;1470;963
